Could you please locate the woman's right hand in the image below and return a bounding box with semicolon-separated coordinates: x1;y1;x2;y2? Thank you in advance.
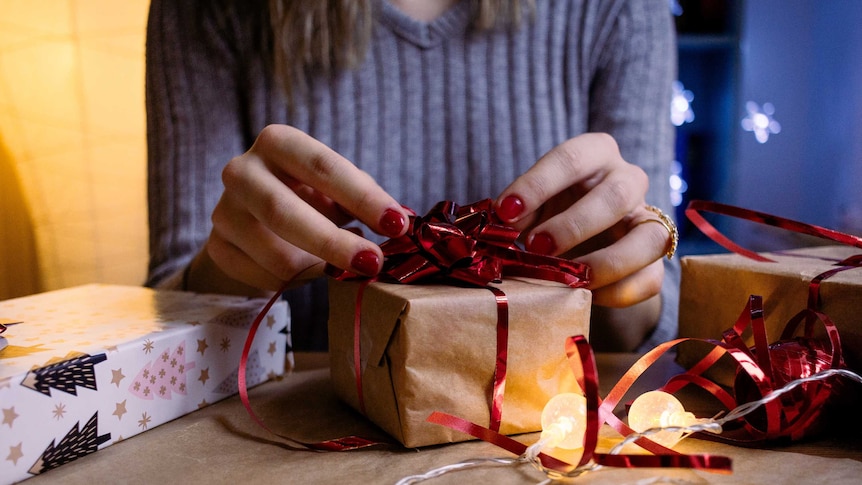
185;124;410;296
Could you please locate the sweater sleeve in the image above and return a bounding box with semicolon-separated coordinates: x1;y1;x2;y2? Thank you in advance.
582;0;681;349
144;0;249;288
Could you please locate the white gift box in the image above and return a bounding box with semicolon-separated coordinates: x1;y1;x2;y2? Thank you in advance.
0;284;290;483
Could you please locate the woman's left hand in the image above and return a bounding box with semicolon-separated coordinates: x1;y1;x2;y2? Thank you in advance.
494;132;674;308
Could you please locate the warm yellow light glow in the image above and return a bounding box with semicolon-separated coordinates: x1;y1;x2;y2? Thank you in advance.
540;392;587;450
0;0;150;297
627;390;700;449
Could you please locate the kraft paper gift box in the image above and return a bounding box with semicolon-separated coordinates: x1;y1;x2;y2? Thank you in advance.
0;284;289;484
327;277;591;448
677;245;862;379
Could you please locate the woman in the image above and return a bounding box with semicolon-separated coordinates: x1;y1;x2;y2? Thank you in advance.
145;0;679;352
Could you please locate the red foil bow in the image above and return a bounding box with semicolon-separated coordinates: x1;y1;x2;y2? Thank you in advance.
329;199;591;288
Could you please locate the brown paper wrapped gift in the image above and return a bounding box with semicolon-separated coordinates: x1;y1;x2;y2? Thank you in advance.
677;245;862;379
327;277;591;448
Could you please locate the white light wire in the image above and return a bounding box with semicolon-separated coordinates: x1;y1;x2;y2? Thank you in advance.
394;456;526;485
394;368;862;484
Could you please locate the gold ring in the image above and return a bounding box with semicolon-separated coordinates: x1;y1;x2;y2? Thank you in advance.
639;205;679;260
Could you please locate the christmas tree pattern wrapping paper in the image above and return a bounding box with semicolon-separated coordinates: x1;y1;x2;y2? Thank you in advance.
0;284;290;484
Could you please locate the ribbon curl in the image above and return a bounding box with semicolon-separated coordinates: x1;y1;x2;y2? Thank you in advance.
660;295;845;443
681;200;858;442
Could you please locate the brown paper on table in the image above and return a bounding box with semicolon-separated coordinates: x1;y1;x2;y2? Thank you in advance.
327;277;591;448
21;353;862;485
678;245;862;382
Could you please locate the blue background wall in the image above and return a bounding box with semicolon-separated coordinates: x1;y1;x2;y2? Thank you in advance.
732;0;862;245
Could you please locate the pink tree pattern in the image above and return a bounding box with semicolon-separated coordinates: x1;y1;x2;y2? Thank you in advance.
129;341;195;400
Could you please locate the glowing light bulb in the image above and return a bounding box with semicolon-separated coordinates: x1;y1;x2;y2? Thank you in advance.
627;390;701;449
540;392;587;450
669;160;688;207
741;101;781;143
670;80;695;127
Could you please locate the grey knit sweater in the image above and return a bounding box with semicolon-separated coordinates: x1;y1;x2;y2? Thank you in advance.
145;0;679;351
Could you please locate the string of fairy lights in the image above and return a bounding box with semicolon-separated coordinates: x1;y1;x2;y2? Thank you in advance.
395;368;862;484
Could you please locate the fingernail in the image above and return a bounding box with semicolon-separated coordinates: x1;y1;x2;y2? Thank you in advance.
351;250;380;276
528;232;556;255
380;208;406;237
497;195;525;221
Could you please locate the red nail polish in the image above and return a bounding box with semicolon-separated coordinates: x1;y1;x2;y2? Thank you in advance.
351;250;380;276
497;195;525;221
380;209;406;237
528;232;556;255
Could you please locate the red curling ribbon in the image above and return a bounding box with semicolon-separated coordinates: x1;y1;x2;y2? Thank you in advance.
425;412;574;472
488;286;509;433
429;335;733;474
597;453;732;471
807;254;862;314
565;336;600;467
594;304;841;455
327;199;590;433
238;283;382;451
685;200;862;262
596;300;841;449
684;200;856;442
353;279;373;417
672;296;844;443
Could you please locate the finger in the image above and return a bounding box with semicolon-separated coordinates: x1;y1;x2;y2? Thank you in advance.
254;125;409;238
495;133;648;251
206;231;289;291
221;154;383;276
548;163;644;246
211;195;326;285
573;215;671;289
207;233;325;291
496;133;623;223
589;259;664;307
285;180;355;227
517;161;647;256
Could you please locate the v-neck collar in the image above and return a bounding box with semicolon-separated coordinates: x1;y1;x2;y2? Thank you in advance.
377;0;474;48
